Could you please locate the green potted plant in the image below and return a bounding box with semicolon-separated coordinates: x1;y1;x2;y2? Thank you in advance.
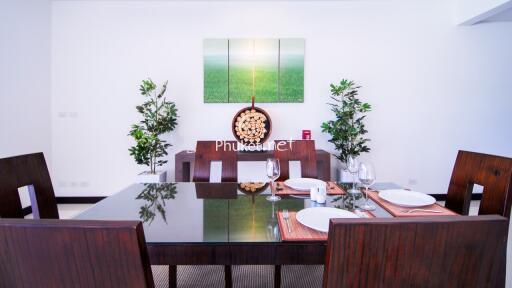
321;79;371;182
129;79;178;183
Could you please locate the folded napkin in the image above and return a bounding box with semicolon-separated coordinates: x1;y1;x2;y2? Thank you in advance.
367;190;457;217
272;181;345;196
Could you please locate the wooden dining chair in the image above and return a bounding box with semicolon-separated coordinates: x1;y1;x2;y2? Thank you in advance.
323;215;508;288
193;141;237;182
0;219;155;288
323;215;507;288
192;141;238;287
274;140;317;181
0;152;59;219
445;150;512;218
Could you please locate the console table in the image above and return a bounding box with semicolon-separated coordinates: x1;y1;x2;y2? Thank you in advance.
174;150;331;182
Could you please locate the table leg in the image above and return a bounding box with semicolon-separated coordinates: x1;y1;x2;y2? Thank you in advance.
224;265;232;288
274;265;281;288
169;265;177;288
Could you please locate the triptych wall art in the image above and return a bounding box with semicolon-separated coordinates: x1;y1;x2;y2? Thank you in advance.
204;38;305;103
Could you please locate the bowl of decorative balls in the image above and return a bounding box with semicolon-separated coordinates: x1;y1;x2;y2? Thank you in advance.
238;182;269;195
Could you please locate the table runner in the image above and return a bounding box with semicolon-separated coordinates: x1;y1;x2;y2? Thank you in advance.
367;190;458;217
272;182;345;196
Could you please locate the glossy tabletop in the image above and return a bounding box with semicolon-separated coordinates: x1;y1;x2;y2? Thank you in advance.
75;182;400;244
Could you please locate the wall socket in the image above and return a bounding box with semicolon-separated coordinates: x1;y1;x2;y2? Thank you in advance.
407;178;418;186
58;181;89;188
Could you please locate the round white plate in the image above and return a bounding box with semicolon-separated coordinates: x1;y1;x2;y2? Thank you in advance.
378;189;436;208
296;207;359;233
284;178;326;191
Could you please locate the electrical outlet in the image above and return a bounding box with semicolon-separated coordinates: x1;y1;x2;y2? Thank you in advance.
408;179;418;186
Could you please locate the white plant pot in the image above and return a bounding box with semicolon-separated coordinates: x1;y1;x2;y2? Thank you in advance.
337;169;358;183
136;170;167;183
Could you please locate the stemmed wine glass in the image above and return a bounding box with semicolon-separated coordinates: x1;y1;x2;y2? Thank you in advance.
266;202;279;241
358;162;376;211
266;158;281;202
346;155;359;194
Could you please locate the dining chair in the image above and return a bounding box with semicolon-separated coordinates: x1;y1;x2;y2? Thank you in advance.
445;150;512;218
192;141;238;287
193;141;237;182
0;219;154;288
0;152;59;219
323;215;507;288
274;140;317;181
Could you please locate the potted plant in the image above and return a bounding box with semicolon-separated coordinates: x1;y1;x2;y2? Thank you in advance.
129;79;178;183
321;79;371;183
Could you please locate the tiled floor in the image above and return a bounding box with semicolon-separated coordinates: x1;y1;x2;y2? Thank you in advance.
28;201;512;287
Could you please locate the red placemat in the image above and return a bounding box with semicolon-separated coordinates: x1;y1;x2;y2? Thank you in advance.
277;211;327;241
367;190;458;217
272;182;345;196
277;210;374;241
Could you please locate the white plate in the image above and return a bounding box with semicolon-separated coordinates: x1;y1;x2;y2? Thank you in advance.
378;189;436;208
296;207;359;232
284;178;326;191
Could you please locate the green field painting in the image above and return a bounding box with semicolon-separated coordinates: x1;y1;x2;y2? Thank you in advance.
204;38;304;103
204;39;229;103
279;39;305;103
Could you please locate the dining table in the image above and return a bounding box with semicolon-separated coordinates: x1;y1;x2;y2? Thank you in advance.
73;181;413;287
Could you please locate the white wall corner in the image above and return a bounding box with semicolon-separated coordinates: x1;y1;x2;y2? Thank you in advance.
455;0;512;25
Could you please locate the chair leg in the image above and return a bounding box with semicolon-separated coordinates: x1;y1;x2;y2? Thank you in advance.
224;265;232;288
169;265;177;288
274;265;281;288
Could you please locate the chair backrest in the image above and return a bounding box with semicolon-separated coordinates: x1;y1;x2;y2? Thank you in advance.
0;219;154;288
274;140;317;181
445;150;512;218
193;141;237;182
323;215;507;288
0;153;59;219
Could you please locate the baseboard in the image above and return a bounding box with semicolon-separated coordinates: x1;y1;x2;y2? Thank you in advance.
431;193;482;201
56;196;106;204
22;197;105;217
22;206;32;216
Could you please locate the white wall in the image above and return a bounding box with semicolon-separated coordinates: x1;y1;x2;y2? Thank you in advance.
0;0;52;207
0;0;52;159
51;0;512;197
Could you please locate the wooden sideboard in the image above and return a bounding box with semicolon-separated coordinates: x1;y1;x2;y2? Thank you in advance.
174;150;331;182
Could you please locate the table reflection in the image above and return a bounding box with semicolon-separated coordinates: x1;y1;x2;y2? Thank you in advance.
75;182;396;243
136;183;177;224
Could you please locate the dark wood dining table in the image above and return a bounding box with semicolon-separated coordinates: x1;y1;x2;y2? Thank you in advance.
74;182;401;287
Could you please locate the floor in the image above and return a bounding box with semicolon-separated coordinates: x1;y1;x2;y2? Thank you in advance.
27;201;512;287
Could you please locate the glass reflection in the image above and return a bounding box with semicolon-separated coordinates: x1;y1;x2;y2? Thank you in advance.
136;183;177;224
266;201;279;241
332;183;363;210
238;182;268;204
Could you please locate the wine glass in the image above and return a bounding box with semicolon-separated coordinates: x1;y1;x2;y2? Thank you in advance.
266;158;281;202
358;162;376;211
266;202;279;241
346;155;359;193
